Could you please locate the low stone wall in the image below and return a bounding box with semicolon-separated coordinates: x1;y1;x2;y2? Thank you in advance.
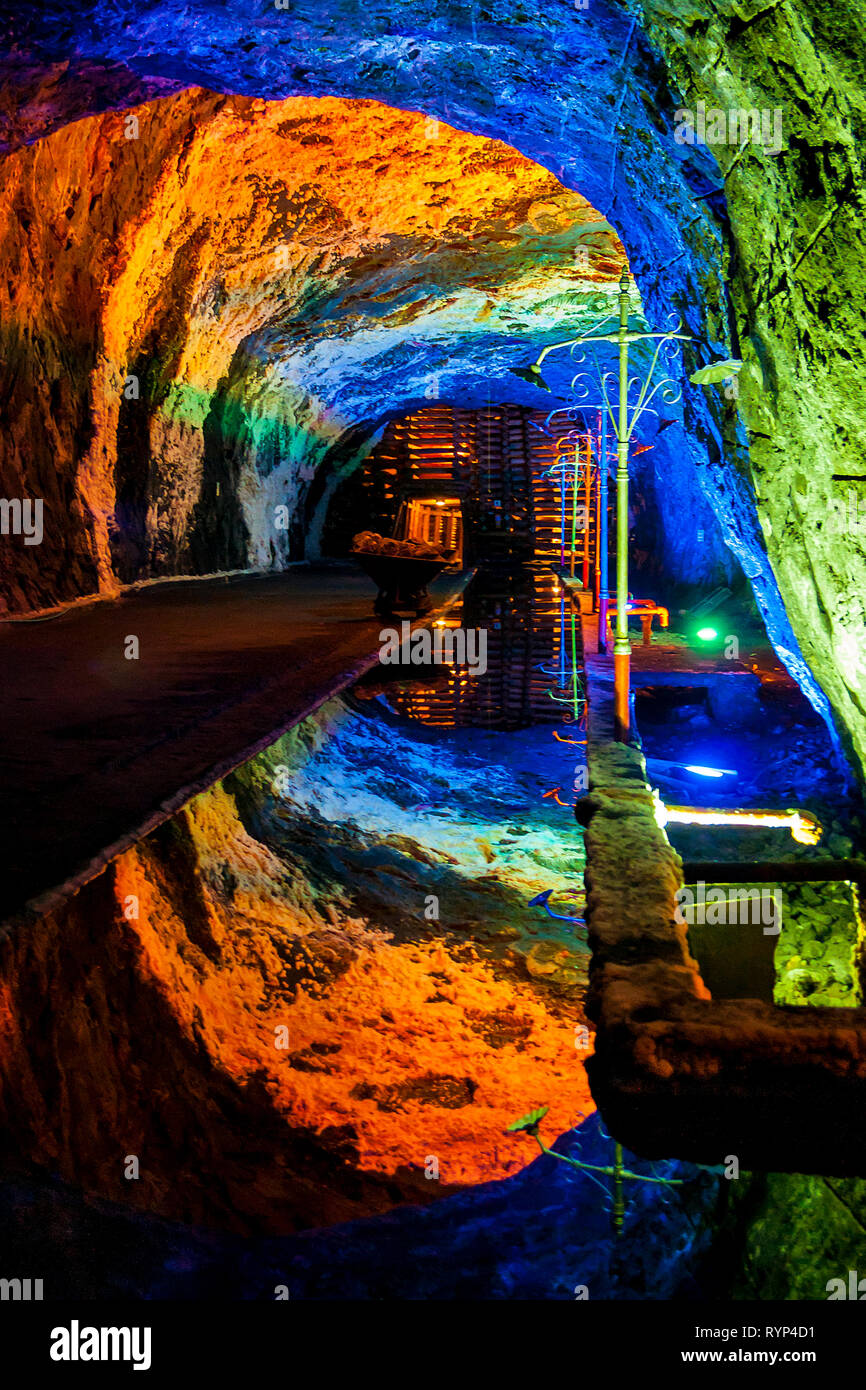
577;731;866;1177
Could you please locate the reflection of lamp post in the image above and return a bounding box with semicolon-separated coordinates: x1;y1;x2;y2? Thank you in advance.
507;1105;687;1238
513;268;733;742
612;271;632;740
540;432;592;580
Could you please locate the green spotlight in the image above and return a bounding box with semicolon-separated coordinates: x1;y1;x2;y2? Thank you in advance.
696;626;718;641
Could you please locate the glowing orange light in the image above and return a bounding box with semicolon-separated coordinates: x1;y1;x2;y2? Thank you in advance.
653;794;822;845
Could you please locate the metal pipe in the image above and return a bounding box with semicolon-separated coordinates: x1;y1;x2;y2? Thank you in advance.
570;606;580;720
598;409;609;651
559;589;567;687
592;426;601;608
582;434;592;590
614;267;631;741
613;1142;625;1236
570;440;578;579
681;859;866;886
559;469;566;569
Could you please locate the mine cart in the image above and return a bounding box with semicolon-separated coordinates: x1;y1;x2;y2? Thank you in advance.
351;493;463;618
351;549;450;618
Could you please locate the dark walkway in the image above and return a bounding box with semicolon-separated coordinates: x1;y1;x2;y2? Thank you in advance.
0;563;468;924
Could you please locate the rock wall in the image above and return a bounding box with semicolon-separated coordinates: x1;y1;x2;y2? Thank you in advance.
641;0;866;802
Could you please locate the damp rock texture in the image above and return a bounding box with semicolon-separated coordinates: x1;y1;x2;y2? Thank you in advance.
0;0;863;777
773;880;862;1009
723;1168;866;1301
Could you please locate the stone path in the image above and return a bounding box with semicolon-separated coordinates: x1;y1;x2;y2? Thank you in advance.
0;563;469;924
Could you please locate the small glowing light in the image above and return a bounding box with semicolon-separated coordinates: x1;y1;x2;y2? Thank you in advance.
684;765;726;778
696;626;718;641
790;812;823;846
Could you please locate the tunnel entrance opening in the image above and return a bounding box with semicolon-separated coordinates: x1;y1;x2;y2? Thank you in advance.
5;68;830;765
402;497;464;563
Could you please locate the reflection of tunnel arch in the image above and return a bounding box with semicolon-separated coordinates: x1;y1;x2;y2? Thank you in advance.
1;1;864;776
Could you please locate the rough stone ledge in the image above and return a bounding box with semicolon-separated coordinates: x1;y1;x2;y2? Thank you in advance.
580;737;866;1176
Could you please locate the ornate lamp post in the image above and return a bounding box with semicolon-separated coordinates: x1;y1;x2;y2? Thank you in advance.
536;404;656;652
513;268;732;741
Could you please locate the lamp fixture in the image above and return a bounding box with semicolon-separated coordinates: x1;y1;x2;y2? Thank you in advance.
510;363;551;390
653;792;823;846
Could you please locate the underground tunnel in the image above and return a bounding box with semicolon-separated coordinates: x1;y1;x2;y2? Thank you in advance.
0;0;865;1336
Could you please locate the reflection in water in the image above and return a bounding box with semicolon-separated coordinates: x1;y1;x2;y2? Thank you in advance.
362;568;586;732
247;564;714;1291
229;564;598;1191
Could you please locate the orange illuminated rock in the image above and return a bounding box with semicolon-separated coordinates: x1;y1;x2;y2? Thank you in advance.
0;89;623;613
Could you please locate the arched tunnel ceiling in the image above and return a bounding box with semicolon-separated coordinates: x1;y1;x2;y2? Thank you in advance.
0;0;864;784
0;89;632;591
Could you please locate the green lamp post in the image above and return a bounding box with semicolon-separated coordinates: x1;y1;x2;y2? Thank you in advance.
512;267;737;741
